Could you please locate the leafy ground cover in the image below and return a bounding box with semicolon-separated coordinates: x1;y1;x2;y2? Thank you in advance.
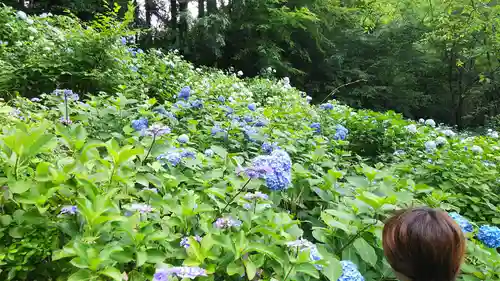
0;6;499;281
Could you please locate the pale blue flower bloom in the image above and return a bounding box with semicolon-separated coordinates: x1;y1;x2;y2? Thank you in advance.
178;134;189;144
60;205;78;215
248;103;256;111
448;212;473;233
178;86;191;100
338;261;365;281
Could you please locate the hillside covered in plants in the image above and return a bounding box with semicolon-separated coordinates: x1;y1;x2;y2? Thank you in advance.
0;6;499;281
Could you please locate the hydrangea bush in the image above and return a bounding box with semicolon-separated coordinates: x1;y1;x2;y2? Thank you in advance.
0;6;499;281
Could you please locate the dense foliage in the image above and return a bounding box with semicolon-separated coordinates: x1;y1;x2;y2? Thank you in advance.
0;6;499;281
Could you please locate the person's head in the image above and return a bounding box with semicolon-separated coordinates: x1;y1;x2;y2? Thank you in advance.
382;207;466;281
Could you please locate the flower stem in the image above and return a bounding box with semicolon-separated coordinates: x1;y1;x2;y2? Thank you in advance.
142;134;156;164
64;94;69;122
219;178;251;215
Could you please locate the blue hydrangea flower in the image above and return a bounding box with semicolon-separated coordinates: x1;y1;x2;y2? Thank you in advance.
310;123;321;134
334;124;348;140
338;261;365;281
477;225;500;248
178;86;191;100
204;149;214;157
448;212;473;233
218;96;225;103
175;100;192;109
243;203;252;210
320;103;334;110
248;103;256;111
60;205;78;215
53;89;79;101
214;217;242;229
157;151;182;166
254;119;267;127
178;134;189;144
261;142;277;154
31;97;41;102
132;118;149;132
248;149;292;191
191;99;203;109
130;65;138;72
425;140;437;152
180;150;196;159
120;37;127;45
180;237;190;248
243;125;258;142
243;115;253;123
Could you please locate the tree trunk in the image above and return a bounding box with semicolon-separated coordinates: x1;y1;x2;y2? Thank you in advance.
145;0;152;27
207;0;217;14
170;0;178;29
179;0;188;48
198;0;205;18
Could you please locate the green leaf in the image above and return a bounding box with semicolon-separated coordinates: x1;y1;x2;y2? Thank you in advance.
68;269;92;281
244;259;257;280
243;243;286;266
226;261;244;276
295;263;319;279
323;257;342;281
136;250;147;267
353;238;377;267
100;267;124;281
0;215;12;226
211;145;227;159
9;180;31;194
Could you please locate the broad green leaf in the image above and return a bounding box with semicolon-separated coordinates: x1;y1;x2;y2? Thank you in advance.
244;259;257;280
99;267;123;281
323;257;342;281
9;181;31;194
353;238;377;266
226;261;244;276
243;243;286;266
68;269;92;281
211;145;227;159
295;263;319;279
136;250;147;267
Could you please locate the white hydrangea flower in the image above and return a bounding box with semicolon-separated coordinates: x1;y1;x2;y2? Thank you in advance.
418;118;425;123
471;145;483;154
442;129;456;137
436;136;447;146
425;119;436;127
425;140;437;152
405;124;418;134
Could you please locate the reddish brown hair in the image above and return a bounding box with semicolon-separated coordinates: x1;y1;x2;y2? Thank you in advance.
382;207;466;281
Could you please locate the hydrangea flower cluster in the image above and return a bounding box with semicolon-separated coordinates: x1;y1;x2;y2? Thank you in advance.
310;122;321;134
53;89;79;101
204;149;214;157
178;86;191;100
477;225;500;248
248;103;257;111
129;203;153;213
448;212;473;233
178;134;190;144
153;267;207;281
435;136;447;146
487;129;499;138
157;149;196;166
246;149;292;191
243;191;269;201
285;239;322;269
424;140;436;152
320;103;334;110
146;124;171;137
405;124;417;134
261;142;278;154
132;118;149;132
442;129;456;137
60;205;78;215
211;125;226;137
334;124;349;141
214;217;242;229
338;261;365;281
425;119;436;127
471;145;483;154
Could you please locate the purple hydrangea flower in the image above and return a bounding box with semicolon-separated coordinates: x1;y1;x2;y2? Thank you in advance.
132;118;149;132
214;217;242;229
146;124;171;137
180;150;196;159
180;237;190;248
60;205;78;215
120;37;127;45
218;96;225;103
243;191;269;201
178;86;191;100
246;149;292;191
60;117;72;125
158;267;208;279
254;119;267;127
53;89;79;101
211;125;225;136
248;103;256;111
243;115;253;123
